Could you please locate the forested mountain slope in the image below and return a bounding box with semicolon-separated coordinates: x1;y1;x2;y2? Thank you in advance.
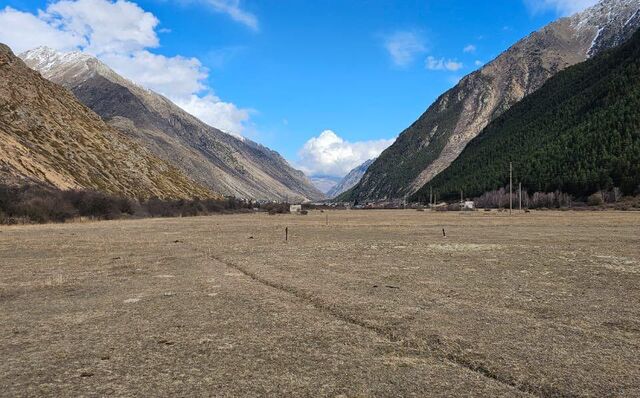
342;0;640;202
412;28;640;202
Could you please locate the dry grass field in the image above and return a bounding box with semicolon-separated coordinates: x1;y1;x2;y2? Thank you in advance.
1;210;639;397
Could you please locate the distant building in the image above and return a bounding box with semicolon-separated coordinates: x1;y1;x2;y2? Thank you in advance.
463;201;475;210
289;204;302;213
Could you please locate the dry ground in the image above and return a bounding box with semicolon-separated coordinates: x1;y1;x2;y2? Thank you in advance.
1;210;639;397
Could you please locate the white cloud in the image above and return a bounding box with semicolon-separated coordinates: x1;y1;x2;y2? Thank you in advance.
463;44;476;53
523;0;598;16
0;0;251;136
44;0;160;55
100;51;207;98
426;56;463;71
205;0;258;31
383;31;426;67
174;94;250;136
0;7;83;53
297;130;394;177
475;60;483;66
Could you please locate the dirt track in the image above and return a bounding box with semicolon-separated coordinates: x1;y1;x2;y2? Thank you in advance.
1;210;639;397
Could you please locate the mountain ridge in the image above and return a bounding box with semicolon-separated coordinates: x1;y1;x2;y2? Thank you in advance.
412;26;640;201
0;43;215;200
327;159;375;198
342;0;640;202
20;47;325;202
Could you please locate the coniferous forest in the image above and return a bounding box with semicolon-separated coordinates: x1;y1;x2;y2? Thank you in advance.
412;28;640;203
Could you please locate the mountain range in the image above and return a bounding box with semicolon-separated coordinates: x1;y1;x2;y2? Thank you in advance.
19;47;324;203
412;26;640;202
341;0;640;202
2;0;639;205
327;159;375;198
0;44;214;200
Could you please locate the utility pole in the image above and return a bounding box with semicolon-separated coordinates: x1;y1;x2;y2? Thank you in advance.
460;190;463;204
509;162;513;215
429;186;433;207
519;182;522;211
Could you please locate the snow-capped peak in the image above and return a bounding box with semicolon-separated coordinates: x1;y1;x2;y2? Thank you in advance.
570;0;639;31
20;46;92;73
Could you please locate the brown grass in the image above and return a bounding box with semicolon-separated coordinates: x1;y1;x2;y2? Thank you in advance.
1;210;639;396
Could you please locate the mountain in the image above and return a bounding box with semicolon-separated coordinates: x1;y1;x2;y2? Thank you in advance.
310;176;342;195
19;48;324;203
0;43;214;200
412;27;640;202
342;0;640;202
327;159;375;198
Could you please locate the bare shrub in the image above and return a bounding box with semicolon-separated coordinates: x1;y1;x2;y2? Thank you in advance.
0;184;252;224
587;193;604;206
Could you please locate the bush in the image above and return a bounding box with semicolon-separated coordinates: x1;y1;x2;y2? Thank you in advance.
0;183;253;224
587;193;604;206
261;202;290;214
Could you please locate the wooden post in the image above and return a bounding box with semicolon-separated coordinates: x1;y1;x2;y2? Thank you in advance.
519;182;522;211
509;162;513;215
285;227;288;242
326;214;328;226
442;228;446;237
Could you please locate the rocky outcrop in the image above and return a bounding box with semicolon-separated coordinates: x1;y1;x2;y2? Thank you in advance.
0;43;214;200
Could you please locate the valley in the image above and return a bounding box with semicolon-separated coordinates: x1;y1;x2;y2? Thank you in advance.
1;210;639;396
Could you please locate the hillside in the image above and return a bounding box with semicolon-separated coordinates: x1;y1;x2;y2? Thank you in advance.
20;48;324;202
343;0;640;202
0;43;214;200
327;159;375;198
412;28;640;202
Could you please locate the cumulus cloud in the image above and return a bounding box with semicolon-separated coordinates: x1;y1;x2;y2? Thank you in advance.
0;0;251;136
463;44;476;53
44;0;160;55
297;130;394;177
0;7;83;53
383;31;426;67
205;0;258;31
425;56;463;71
523;0;598;16
100;51;207;99
174;94;250;136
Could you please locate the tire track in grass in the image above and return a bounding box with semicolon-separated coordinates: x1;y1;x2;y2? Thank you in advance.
203;252;558;398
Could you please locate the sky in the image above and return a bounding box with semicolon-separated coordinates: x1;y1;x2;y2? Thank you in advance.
0;0;599;178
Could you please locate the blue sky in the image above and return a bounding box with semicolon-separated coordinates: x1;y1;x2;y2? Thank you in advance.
0;0;598;177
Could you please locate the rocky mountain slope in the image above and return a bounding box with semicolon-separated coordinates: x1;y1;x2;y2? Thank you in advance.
310;176;342;195
20;48;324;202
343;0;640;202
412;27;640;202
327;159;375;198
0;43;214;200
